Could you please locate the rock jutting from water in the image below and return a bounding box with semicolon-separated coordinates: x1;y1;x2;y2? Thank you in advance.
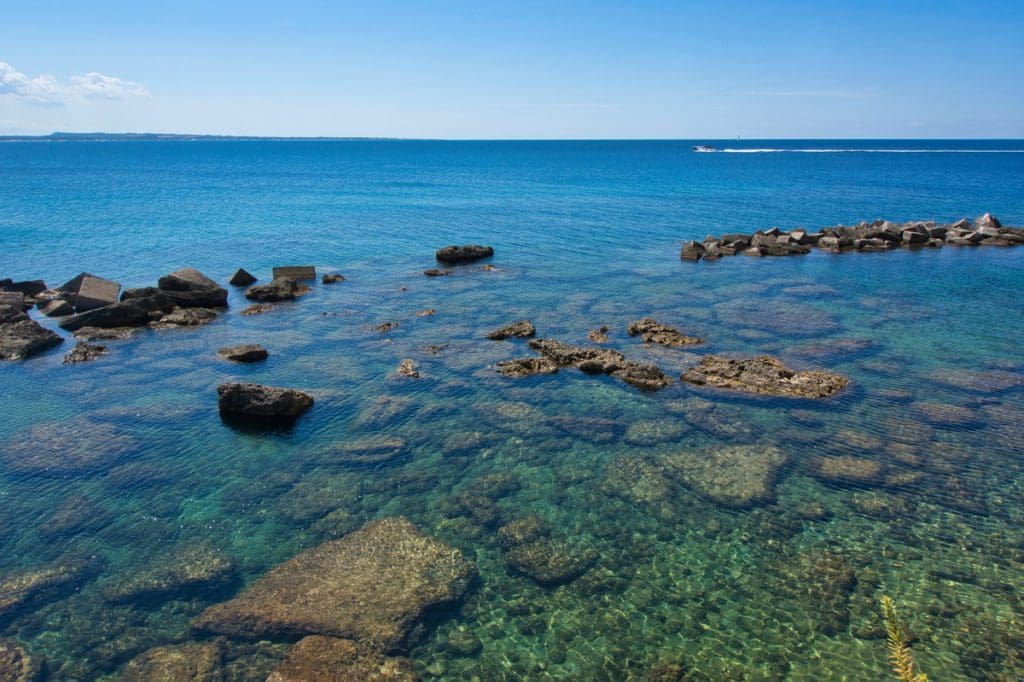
680;214;1022;261
627;317;704;346
485;319;536;340
192;517;476;650
681;355;848;398
229;268;257;286
217;382;314;421
526;338;672;390
497;357;560;378
423;268;452;277
322;272;345;284
61;341;107;364
0;304;63;360
245;276;311;302
393;358;419;379
435;244;494;265
217;343;269;363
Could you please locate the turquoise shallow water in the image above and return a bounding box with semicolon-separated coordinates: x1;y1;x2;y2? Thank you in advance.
1;140;1023;680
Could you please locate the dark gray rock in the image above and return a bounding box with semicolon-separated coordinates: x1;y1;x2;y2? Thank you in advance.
435;245;493;264
423;268;453;277
63;342;107;364
2;280;47;297
0;292;25;311
218;344;269;363
321;273;345;284
0;306;64;360
74;276;121;312
245;276;311;302
150;307;219;329
217;382;314;420
158;267;228;307
486;319;536;340
39;298;74;317
680;240;705;261
229;268;258;286
272;266;317;280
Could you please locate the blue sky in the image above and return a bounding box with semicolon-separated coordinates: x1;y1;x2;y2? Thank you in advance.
1;0;1022;138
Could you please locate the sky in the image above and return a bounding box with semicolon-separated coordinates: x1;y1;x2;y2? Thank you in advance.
1;0;1022;138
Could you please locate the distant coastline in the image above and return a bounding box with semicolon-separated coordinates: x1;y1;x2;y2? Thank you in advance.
0;132;401;142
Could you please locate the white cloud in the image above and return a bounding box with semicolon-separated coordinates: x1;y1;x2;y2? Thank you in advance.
0;61;147;104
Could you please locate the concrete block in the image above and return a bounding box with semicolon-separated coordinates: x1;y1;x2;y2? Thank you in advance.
272;266;316;281
0;291;25;311
75;276;121;312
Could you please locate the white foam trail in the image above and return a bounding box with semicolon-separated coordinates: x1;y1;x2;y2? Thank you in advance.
715;148;1024;153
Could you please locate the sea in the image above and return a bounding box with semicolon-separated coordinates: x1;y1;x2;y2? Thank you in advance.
1;139;1023;680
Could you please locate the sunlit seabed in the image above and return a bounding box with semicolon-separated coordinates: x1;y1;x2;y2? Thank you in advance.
0;246;1022;680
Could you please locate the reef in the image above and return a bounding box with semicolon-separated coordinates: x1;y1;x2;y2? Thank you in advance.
680;214;1022;261
0;638;43;682
681;355;848;398
435;244;494;264
192;517;476;649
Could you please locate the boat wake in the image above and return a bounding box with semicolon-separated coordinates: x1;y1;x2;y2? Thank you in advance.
716;148;1024;153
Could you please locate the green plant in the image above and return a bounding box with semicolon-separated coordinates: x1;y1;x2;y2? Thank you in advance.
881;595;928;682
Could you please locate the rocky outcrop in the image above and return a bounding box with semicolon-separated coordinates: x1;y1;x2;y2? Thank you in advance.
62;341;107;364
217;344;268;363
496;357;559;377
423;269;452;277
659;445;789;508
102;542;236;604
73;326;140;341
229;268;257;286
217;383;314;421
681;355;848;398
267;636;415;682
627;318;703;346
322;273;345;284
527;338;671;390
1;417;138;476
435;245;494;264
151;307;219;329
192;517;476;649
0;305;63;360
241;303;277;316
0;638;43;682
683;215;1023;262
158;267;228;302
0;558;95;620
809;455;883;486
394;359;419;379
486;319;536;340
120;641;224;682
245;276;310;302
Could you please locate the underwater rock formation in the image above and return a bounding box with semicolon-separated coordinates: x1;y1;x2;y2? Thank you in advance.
102;542;236;604
0;305;63;360
681;355;848;399
192;517;476;649
435;244;494;264
267;636;415;682
0;558;95;620
320;437;407;466
0;638;43;682
72;325;140;341
497;516;551;548
486;319;536;340
241;303;277;316
120;641;224;682
809;455;884;487
62;341;107;364
782;551;857;636
1;417;138;476
627;317;704;346
245;276;310;302
659;444;789;508
217;383;314;420
504;537;597;587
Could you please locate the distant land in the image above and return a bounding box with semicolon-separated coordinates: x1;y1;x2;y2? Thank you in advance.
0;132;400;142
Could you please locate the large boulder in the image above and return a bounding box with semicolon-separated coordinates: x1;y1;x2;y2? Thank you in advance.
435;245;493;265
158;267;228;307
268;636;415;682
245;276;310;302
681;355;849;399
217;383;314;421
59;298;155;331
0;306;63;360
192;517;476;649
74;275;121;312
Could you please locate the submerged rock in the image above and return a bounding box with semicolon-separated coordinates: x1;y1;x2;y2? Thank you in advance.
321;438;407;466
217;383;314;421
611;362;672;391
0;306;63;360
267;636;415;682
911;401;979;427
504;538;596;586
600;456;672;506
192;517;476;648
659;444;789;508
496;357;558;377
120;641;224;682
245;277;310;302
1;417;138;476
783;551;857;636
0;638;43;682
435;245;494;264
809;455;883;486
681;355;848;399
587;326;610;343
241;303;277;316
423;268;452;277
103;542;236;604
486;320;536;340
62;341;107;364
39;495;113;537
371;321;398;333
0;559;94;620
229;268;257;286
217;344;268;363
627;317;704;346
497;516;551;548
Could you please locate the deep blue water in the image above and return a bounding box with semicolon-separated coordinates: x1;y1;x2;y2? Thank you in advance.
1;140;1023;680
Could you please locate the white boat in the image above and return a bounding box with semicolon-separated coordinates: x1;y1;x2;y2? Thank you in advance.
692;145;717;153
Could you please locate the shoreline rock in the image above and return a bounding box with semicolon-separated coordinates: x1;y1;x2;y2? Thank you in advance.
681;355;848;399
62;341;107;364
0;305;63;360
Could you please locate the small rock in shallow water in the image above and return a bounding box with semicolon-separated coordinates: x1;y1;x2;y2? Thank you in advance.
393;358;419;378
423;268;452;277
320;437;407;466
0;558;95;619
371;321;398;333
659;444;789;508
1;416;138;476
911;401;979;427
681;354;848;399
496;357;559;377
587;326;610;343
241;303;277;316
321;273;345;284
268;636;415;682
809;455;884;486
504;537;596;586
150;306;219;329
627;317;704;346
62;341;107;364
435;244;493;264
102;541;236;604
217;343;268;363
415;308;435;316
498;516;551;548
486;319;536;340
245;276;310;302
72;325;140;341
120;641;224;682
0;305;63;360
217;382;314;421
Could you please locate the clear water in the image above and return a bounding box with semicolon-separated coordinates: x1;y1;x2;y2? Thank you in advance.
1;139;1023;680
